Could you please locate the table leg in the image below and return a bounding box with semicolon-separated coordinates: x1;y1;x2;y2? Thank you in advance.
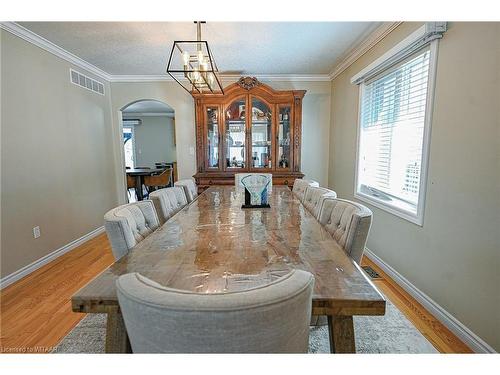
327;315;355;353
105;306;131;353
135;176;143;201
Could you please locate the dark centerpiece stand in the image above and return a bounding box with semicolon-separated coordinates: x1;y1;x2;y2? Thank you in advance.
241;189;271;209
240;174;271;209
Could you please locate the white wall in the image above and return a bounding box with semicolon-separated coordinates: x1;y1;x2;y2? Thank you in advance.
1;29;118;278
329;22;500;351
123;115;176;167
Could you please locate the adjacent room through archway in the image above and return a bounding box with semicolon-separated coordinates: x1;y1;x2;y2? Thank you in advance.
120;99;177;201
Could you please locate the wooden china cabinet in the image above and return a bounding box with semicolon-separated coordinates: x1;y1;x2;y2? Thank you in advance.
193;77;306;191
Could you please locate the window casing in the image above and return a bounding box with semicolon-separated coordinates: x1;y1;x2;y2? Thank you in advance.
122;125;136;169
354;41;438;226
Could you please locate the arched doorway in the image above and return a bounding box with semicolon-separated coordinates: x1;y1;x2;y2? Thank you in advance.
120;99;177;202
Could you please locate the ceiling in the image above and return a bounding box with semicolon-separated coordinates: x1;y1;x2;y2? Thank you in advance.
18;22;381;76
122;100;174;113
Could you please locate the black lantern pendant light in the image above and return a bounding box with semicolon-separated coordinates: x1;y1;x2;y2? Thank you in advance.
166;21;224;95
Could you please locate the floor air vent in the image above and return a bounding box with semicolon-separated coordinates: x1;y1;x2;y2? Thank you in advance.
362;266;382;279
70;69;104;95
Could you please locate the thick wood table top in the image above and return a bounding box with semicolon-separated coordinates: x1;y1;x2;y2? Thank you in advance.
72;186;385;316
126;168;165;176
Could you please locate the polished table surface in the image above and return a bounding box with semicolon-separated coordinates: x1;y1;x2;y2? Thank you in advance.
126;168;165;176
72;186;385;352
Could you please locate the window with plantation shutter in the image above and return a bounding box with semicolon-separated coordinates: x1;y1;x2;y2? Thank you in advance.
354;42;437;225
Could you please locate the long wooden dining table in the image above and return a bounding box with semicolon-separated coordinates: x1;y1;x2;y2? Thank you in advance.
72;186;386;353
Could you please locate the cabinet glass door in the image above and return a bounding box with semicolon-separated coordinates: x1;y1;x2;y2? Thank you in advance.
225;98;246;169
250;97;272;169
277;105;292;169
206;107;219;169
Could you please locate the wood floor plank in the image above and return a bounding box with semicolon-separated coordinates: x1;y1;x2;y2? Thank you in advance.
360;256;473;353
0;233;114;352
1;232;472;353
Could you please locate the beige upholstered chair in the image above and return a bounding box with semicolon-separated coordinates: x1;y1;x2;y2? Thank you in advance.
292;179;319;202
174;178;198;203
116;269;314;353
311;197;372;327
302;186;337;219
104;201;160;261
149;187;188;225
318;197;372;264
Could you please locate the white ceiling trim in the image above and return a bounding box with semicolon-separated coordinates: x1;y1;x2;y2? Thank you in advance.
221;74;331;82
110;75;173;82
110;74;331;83
123;112;175;117
0;21;112;81
328;22;402;81
2;21;400;84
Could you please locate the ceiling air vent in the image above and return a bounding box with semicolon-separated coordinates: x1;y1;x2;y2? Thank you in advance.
70;69;105;96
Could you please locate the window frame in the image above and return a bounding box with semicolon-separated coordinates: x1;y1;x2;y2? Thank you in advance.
122;124;137;168
354;39;439;226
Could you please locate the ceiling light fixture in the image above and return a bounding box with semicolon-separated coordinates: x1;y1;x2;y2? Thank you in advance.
166;21;224;95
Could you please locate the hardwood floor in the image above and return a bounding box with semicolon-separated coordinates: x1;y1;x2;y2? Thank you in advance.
0;233;472;353
360;257;472;353
0;233;114;353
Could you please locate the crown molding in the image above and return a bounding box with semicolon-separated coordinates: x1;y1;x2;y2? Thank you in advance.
0;21;112;81
109;75;173;82
328;21;402;81
220;74;331;82
110;73;331;83
2;21;399;84
0;23;330;84
123;112;175;117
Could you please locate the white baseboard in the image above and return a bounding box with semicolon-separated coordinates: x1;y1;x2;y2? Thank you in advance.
364;248;496;353
0;226;105;289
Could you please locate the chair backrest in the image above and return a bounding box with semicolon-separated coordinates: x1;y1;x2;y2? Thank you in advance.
104;201;160;260
302;186;337;218
235;173;273;192
116;269;314;353
174;178;198;203
318;197;372;263
149;187;188;225
292;179;319;202
144;168;172;188
126;174;136;189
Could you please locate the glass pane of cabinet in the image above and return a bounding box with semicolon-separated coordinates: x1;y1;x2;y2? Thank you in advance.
225;99;246;168
251;98;272;168
206;107;219;168
277;106;292;169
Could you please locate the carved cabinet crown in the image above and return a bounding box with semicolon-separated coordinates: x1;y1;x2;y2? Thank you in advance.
237;76;260;90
